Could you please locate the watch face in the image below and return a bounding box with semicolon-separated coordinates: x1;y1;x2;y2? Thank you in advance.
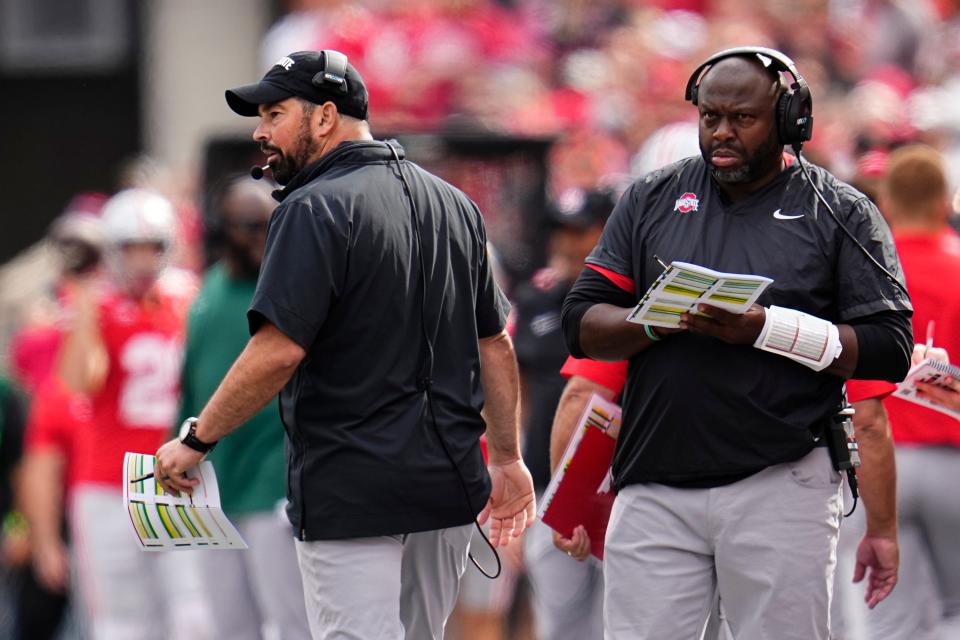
179;419;193;440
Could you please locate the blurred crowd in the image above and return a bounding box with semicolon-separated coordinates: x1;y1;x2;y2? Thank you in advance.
264;0;960;194
0;1;959;639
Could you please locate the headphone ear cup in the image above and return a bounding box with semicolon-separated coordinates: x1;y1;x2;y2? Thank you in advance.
776;90;795;145
793;84;813;143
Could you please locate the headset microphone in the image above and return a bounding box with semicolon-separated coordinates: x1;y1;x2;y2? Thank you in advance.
250;164;270;180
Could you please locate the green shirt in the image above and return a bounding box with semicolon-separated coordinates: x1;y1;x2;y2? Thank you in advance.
178;262;286;515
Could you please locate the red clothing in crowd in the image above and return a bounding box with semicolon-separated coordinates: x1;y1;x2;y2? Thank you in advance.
884;228;960;446
24;377;92;492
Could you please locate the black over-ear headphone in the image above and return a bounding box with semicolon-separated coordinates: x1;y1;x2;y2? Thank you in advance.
312;50;349;95
685;46;813;150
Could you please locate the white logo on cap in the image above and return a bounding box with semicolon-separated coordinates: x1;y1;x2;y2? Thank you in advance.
275;56;295;71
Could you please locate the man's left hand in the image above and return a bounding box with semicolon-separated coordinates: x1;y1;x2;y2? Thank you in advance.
681;303;766;345
852;534;899;609
154;438;203;495
478;459;536;547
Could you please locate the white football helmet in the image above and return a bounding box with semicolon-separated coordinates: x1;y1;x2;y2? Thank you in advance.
100;189;178;295
101;189;176;248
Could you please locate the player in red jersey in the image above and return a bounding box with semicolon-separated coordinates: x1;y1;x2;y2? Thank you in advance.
53;189;210;640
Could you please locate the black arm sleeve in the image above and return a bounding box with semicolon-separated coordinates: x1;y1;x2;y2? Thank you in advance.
561;267;637;359
849;310;913;381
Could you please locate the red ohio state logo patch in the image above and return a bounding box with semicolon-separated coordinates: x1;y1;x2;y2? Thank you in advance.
674;192;699;213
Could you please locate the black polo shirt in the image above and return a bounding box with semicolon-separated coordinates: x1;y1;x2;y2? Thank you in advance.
574;156;912;488
248;141;508;540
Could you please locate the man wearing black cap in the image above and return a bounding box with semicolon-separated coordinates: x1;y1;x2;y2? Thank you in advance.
153;50;535;640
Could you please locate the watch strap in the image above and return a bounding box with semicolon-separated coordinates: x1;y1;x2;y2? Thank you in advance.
180;418;217;454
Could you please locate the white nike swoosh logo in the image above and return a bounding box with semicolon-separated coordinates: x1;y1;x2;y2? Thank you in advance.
773;209;804;220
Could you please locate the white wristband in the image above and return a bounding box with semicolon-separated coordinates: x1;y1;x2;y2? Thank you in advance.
753;305;842;371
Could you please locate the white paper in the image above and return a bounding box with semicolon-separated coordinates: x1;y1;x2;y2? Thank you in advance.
893;358;960;420
627;261;773;328
123;452;247;551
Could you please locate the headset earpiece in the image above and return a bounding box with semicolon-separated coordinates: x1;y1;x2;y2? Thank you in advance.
312;50;350;95
776;91;792;145
782;82;813;147
685;46;813;149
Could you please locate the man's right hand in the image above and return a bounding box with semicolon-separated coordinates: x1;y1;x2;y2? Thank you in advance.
552;525;591;561
478;459;536;547
912;343;949;366
853;534;899;609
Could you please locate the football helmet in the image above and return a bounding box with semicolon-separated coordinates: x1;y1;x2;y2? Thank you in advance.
100;189;177;296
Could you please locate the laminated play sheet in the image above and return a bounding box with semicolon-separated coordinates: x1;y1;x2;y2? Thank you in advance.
123;452;247;551
627;261;772;328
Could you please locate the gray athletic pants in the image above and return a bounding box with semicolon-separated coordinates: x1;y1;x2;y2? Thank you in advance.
295;524;473;640
197;510;311;640
524;517;604;640
604;447;842;640
833;445;960;640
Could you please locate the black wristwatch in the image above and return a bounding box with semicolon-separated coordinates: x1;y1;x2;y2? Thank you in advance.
178;417;217;454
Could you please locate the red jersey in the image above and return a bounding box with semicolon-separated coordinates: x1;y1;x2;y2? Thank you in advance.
10;325;63;393
883;228;960;446
24;376;93;492
559;362;896;404
75;276;195;487
846;380;896;404
560;357;628;398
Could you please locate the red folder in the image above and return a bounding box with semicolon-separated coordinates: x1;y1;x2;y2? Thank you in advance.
538;394;621;560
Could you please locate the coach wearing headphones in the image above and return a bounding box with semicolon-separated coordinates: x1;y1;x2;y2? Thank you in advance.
562;47;913;639
153;50;535;640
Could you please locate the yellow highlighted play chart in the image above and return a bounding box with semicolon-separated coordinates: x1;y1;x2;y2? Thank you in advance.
628;261;773;329
122;452;247;551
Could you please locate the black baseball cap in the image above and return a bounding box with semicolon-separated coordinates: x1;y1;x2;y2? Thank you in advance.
225;50;369;120
548;188;616;230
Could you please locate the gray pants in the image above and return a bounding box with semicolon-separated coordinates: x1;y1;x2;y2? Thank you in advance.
69;486;215;640
604;447;842;640
524;517;604;640
295;524;473;640
833;445;960;640
198;510;310;640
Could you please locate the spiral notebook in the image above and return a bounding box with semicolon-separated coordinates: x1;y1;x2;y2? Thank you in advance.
893;358;960;419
